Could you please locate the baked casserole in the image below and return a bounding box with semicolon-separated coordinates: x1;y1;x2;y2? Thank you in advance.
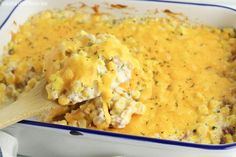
0;4;236;145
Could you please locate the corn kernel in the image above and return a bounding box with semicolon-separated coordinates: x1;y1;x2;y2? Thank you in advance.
113;97;126;113
224;134;234;143
63;68;74;80
198;103;209;115
5;73;15;84
223;28;235;37
0;83;6;92
58;95;70;105
77;119;87;128
208;99;220;113
53;120;67;125
72;81;83;93
135;102;146;114
107;62;116;71
131;90;141;100
25;78;37;91
221;106;230;116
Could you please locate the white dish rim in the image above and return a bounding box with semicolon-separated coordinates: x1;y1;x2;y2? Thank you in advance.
0;0;236;150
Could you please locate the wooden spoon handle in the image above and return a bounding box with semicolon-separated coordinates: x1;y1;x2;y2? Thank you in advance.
0;81;58;129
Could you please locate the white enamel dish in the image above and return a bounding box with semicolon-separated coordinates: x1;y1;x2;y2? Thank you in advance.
0;0;236;156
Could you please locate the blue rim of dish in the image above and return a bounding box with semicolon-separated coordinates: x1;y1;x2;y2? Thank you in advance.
19;120;236;150
0;0;25;30
0;0;236;150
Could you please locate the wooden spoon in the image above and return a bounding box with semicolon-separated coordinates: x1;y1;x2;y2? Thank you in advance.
0;80;58;129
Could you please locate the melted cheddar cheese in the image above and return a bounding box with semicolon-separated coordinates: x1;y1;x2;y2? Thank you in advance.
0;7;236;144
44;31;145;129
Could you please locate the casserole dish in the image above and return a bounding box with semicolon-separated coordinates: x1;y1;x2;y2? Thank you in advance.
0;0;236;156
